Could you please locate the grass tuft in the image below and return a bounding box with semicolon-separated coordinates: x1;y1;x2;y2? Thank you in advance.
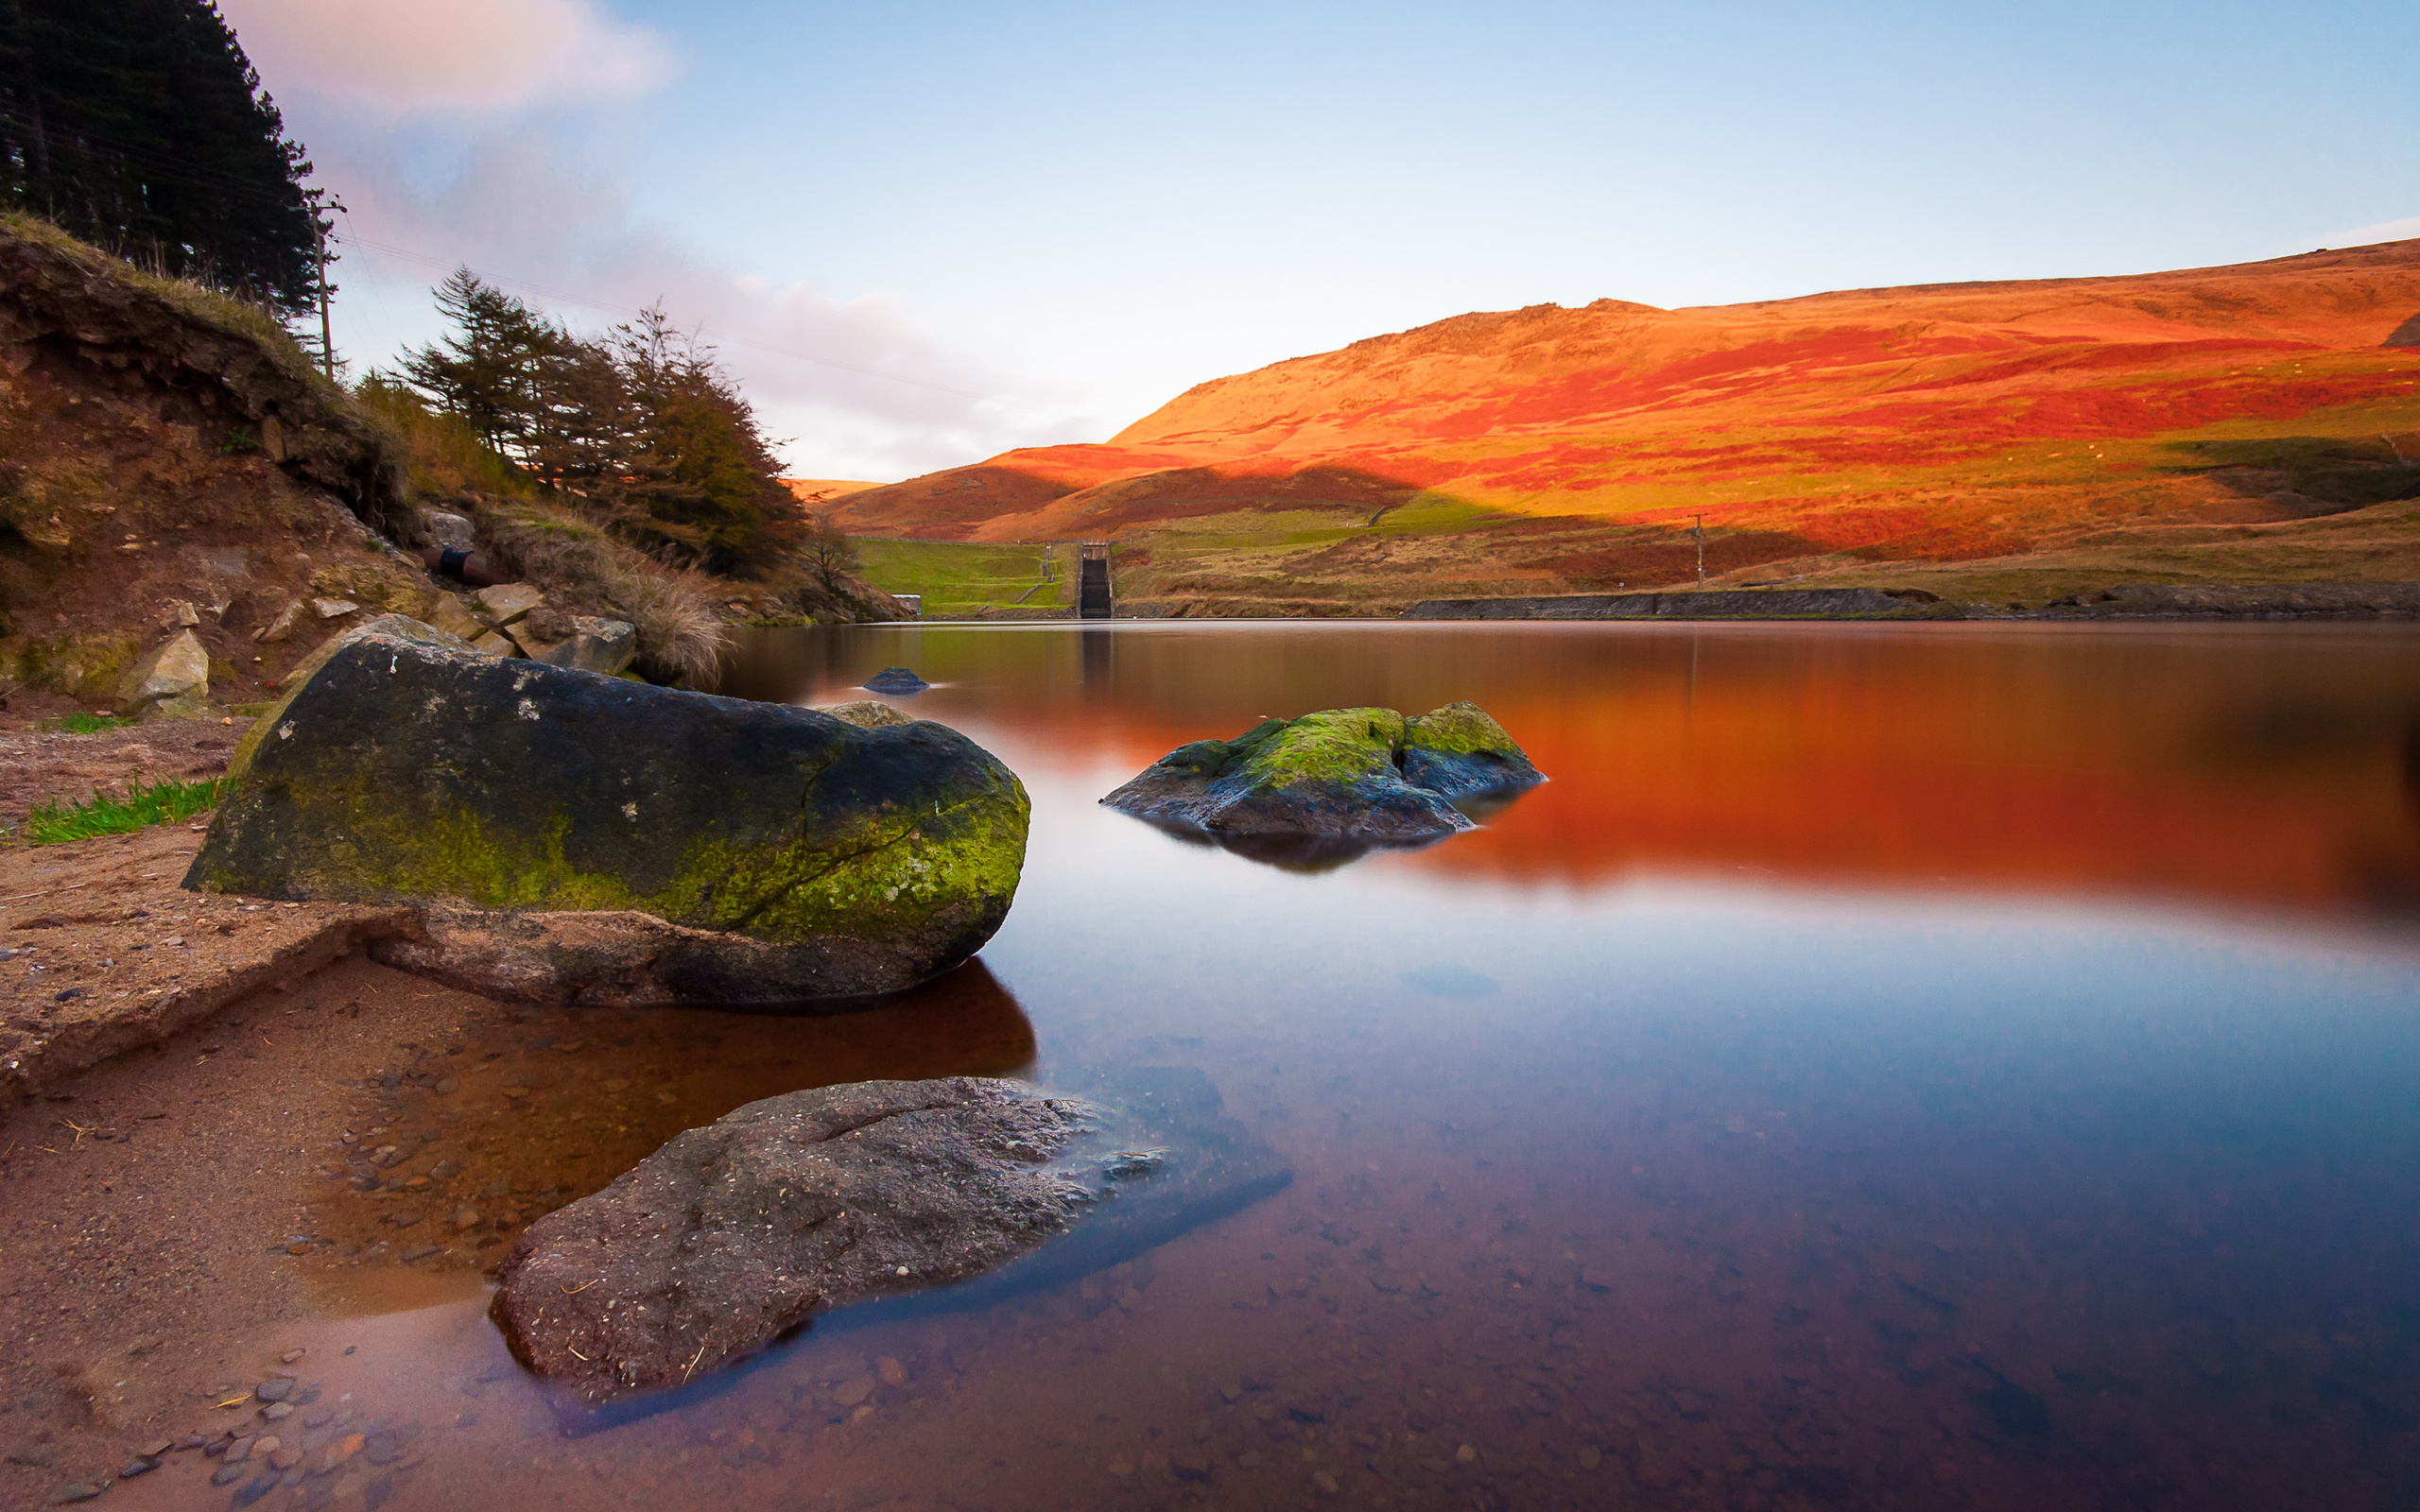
26;777;221;844
41;712;130;733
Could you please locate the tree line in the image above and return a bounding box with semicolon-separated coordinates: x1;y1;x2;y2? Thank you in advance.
0;0;326;316
380;268;808;577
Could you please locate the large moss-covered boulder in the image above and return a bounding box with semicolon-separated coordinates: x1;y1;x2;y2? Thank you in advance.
184;618;1029;1002
1101;700;1541;842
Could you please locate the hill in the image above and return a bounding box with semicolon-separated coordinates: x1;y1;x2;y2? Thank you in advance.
828;242;2420;614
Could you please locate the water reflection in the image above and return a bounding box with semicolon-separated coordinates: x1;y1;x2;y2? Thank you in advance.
300;959;1036;1313
126;620;2414;1512
727;621;2420;922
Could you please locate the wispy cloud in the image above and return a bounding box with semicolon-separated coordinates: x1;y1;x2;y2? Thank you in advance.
314;127;1107;478
220;0;670;114
221;6;1114;478
2328;213;2420;249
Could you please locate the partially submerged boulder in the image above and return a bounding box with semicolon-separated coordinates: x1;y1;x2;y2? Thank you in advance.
493;1067;1288;1412
863;666;928;694
185;617;1030;1001
493;1078;1090;1406
1101;700;1541;843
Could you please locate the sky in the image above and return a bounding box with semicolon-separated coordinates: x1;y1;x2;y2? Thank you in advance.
218;0;2420;483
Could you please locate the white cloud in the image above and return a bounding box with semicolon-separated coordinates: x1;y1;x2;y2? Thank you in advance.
2327;213;2420;249
312;128;1115;479
221;0;669;112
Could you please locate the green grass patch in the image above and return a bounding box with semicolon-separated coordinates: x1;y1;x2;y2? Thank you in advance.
853;539;1065;613
26;777;221;844
41;712;130;733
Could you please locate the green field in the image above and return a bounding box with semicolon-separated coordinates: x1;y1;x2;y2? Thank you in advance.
852;540;1073;616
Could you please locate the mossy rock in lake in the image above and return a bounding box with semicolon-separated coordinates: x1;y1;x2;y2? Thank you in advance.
1101;700;1541;842
184;617;1029;1002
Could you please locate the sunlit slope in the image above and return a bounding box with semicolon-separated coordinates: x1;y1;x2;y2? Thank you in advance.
829;242;2420;611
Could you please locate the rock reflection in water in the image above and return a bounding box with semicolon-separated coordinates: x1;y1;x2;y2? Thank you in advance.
303;959;1036;1310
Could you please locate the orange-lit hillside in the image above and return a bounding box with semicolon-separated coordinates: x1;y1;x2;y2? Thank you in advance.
831;242;2420;613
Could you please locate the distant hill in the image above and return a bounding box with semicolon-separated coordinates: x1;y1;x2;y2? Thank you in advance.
783;478;885;507
829;242;2420;614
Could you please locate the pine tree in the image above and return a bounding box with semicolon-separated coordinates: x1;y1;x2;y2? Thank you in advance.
0;0;325;312
396;277;800;577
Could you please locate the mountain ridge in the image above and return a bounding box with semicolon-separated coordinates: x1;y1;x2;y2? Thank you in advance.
828;241;2420;614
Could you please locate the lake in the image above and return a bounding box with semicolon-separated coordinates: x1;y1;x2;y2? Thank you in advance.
131;620;2420;1511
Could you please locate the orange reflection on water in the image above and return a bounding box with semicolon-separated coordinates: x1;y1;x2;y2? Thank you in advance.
1423;676;2420;918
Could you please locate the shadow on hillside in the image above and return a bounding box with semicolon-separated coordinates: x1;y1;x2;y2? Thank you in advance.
2385;312;2420;348
2159;436;2420;509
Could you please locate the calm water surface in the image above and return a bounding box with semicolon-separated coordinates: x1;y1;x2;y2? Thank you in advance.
160;623;2420;1511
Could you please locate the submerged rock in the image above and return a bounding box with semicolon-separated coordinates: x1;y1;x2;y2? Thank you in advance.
862;666;929;694
493;1067;1287;1412
493;1078;1086;1405
186;617;1029;1000
1101;700;1541;843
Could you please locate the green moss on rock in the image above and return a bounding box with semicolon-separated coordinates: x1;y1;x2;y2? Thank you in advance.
1102;701;1540;843
189;622;1029;995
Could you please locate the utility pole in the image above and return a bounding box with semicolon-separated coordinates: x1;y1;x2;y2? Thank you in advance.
1691;512;1705;588
314;196;345;384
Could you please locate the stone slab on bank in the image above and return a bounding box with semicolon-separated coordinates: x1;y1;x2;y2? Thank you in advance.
0;826;410;1105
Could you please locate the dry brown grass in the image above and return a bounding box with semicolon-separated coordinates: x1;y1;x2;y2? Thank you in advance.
473;503;730;685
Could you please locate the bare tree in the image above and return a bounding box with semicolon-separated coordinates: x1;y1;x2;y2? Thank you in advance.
802;511;860;593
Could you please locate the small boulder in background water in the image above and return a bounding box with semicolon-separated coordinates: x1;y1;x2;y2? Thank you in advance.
862;665;929;694
1102;699;1542;844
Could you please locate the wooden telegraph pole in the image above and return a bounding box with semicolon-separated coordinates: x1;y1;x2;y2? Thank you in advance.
314;197;345;383
1691;512;1705;588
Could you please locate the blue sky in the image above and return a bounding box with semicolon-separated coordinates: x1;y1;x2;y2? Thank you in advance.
222;0;2420;481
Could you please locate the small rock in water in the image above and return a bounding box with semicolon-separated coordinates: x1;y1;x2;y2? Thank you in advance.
256;1378;297;1402
213;1461;251;1486
1099;1148;1167;1179
48;1482;106;1503
119;1456;158;1477
875;1356;908;1387
281;1349;306;1365
262;1402;293;1420
453;1207;481;1230
859;666;928;694
403;1245;441;1263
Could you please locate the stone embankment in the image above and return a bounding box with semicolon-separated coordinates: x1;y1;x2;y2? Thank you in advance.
1403;589;1939;620
1403;583;2420;621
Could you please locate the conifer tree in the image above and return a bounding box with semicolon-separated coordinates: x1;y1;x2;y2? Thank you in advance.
0;0;326;313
